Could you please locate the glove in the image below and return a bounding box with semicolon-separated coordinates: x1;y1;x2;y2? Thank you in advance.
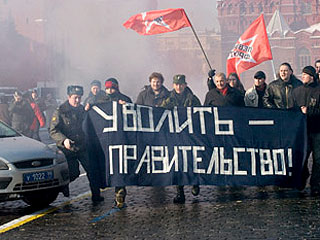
207;69;216;91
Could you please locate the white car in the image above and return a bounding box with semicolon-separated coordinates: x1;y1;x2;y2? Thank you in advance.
0;121;69;207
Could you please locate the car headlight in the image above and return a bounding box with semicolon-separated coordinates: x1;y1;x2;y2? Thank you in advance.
0;160;9;170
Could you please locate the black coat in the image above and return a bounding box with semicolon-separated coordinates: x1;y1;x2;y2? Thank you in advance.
8;99;34;136
83;90;106;106
263;76;302;109
293;81;320;133
96;91;132;104
204;86;244;107
136;85;169;107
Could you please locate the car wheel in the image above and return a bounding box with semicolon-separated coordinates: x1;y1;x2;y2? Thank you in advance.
23;188;59;207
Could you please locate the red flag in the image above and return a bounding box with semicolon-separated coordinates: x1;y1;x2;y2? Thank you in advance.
226;14;272;76
123;8;191;35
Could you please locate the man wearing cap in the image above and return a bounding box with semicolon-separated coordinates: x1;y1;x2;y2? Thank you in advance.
204;72;244;107
95;78;132;208
161;74;201;204
136;72;169;107
263;62;302;109
293;66;320;195
244;71;267;108
83;80;105;111
50;85;103;203
8;91;34;137
97;77;132;104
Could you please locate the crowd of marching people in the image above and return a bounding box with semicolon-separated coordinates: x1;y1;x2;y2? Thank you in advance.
1;60;320;208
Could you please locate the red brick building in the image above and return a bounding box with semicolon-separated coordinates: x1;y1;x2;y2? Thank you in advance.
217;0;320;87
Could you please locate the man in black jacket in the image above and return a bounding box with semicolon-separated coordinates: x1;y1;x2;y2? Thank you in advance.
96;78;132;208
96;78;131;105
8;91;34;137
293;66;320;195
136;72;169;107
204;72;244;107
263;62;302;109
161;74;201;204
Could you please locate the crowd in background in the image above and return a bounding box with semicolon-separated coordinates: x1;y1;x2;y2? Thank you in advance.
0;89;58;141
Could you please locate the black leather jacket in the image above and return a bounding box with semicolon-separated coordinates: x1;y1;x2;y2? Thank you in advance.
293;81;320;133
263;76;302;109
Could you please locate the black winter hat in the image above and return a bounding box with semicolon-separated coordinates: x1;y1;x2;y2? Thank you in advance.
105;78;119;90
254;71;266;79
302;66;317;80
90;80;101;88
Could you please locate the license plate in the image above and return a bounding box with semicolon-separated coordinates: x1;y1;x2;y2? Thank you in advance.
23;171;54;183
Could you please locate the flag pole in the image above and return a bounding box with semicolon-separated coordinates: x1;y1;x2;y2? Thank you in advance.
185;14;213;71
271;59;277;80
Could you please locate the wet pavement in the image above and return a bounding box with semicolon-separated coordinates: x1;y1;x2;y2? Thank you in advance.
1;184;320;239
1;129;320;239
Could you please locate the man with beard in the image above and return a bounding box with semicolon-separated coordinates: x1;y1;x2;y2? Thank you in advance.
161;74;201;204
136;72;169;107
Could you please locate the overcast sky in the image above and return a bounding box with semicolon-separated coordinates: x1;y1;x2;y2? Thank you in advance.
150;0;219;32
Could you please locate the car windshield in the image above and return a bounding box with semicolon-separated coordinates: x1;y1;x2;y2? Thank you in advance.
0;121;20;138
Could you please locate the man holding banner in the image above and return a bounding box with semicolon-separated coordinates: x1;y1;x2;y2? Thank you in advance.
161;74;201;204
96;78;132;208
204;72;244;107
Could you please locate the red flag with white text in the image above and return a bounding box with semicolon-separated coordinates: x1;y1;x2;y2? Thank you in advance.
226;14;272;76
123;8;191;35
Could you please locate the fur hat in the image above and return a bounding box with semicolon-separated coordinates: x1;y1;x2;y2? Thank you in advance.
67;85;83;96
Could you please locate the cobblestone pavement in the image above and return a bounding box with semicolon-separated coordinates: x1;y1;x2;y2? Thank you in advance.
1;184;320;240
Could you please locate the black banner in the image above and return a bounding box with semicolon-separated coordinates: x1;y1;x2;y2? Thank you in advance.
83;102;307;188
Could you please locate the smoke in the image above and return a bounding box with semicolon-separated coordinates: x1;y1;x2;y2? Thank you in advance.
1;0;216;102
43;0;216;101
